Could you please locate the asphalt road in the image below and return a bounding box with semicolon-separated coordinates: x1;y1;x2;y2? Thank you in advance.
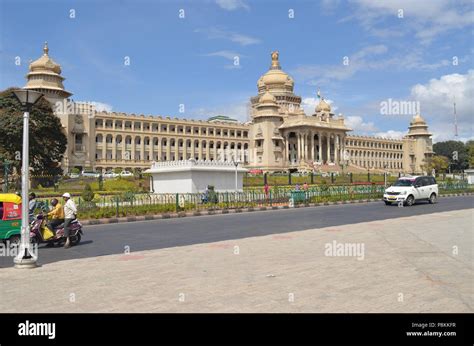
1;195;472;268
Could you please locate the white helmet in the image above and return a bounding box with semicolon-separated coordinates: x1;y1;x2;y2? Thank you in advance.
62;193;71;198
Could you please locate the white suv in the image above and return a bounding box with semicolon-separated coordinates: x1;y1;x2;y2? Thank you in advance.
81;170;100;178
383;176;438;206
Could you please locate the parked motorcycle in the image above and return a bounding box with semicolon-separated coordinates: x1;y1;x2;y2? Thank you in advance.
30;214;83;246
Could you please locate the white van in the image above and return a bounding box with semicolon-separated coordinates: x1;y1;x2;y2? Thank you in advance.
383;176;438;206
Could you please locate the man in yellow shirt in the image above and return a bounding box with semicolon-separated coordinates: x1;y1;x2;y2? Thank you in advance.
47;198;65;232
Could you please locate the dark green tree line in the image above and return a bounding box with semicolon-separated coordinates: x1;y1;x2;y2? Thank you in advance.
0;87;67;180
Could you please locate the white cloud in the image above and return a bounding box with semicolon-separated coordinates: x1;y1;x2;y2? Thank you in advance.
229;32;260;46
203;50;244;69
215;0;249;11
190;101;251;122
223;64;242;70
291;45;453;86
345;115;378;133
301;97;318;114
204;50;242;60
291;45;388;85
90;101;113;112
374;130;406;139
347;0;474;44
410;69;474;141
195;27;260;46
339;70;474;141
320;0;341;14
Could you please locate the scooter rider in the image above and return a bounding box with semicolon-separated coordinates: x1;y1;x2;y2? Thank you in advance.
47;198;64;233
28;192;37;223
62;193;77;249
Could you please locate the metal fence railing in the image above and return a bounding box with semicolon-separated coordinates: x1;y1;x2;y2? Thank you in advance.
438;181;468;190
32;182;471;219
33;184;385;219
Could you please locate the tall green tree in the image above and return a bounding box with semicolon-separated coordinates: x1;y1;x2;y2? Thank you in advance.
0;87;67;177
433;140;469;171
467;140;474;168
421;155;449;174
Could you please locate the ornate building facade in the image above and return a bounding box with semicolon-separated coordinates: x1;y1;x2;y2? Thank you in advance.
246;51;434;174
22;43;434;175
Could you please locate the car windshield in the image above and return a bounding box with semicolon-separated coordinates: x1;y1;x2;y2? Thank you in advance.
393;179;414;187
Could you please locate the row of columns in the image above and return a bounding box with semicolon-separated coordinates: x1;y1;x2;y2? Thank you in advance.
96;136;247;162
283;131;346;165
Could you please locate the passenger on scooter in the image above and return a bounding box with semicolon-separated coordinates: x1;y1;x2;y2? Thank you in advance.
62;193;77;249
28;192;37;223
47;198;64;233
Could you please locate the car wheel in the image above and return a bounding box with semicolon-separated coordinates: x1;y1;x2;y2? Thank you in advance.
429;193;437;204
384;201;391;205
405;195;415;206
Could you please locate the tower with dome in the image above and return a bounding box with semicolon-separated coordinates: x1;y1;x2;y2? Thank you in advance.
24;42;72;103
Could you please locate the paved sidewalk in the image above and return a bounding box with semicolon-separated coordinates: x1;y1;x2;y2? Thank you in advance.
0;209;472;313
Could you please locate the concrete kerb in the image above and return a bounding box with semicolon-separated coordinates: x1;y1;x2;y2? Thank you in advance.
80;192;472;226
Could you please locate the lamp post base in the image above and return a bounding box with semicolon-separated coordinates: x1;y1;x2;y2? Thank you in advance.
14;257;38;269
14;244;38;269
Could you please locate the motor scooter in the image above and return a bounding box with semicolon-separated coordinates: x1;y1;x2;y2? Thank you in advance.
30;214;83;246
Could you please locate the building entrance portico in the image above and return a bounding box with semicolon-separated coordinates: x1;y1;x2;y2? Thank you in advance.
279;128;346;170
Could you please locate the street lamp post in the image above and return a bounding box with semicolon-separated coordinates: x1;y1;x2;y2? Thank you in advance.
232;159;240;192
343;149;350;184
12;89;43;269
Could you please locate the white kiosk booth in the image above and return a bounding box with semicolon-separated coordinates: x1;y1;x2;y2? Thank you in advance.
464;169;474;185
144;159;248;193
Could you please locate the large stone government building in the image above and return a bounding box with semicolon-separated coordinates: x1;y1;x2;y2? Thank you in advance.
22;43;434;174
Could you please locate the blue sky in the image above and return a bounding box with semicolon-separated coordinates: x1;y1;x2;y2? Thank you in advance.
1;0;473;141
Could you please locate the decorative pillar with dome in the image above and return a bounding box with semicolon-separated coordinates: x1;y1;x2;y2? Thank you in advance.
23;42;94;173
248;88;285;171
402;113;434;174
24;42;72;104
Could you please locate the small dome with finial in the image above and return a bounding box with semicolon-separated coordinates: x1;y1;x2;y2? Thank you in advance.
29;41;62;74
259;90;277;104
411;113;426;125
316;99;331;113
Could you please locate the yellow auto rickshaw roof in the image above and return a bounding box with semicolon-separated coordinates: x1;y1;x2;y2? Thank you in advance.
0;193;22;204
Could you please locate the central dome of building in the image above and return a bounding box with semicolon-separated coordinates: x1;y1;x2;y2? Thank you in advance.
257;51;294;93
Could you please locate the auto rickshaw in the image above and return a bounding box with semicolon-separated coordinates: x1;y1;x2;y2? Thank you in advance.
0;193;22;246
